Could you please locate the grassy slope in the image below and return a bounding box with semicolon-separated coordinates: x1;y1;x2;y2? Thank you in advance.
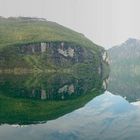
0;17;106;72
0;17;102;52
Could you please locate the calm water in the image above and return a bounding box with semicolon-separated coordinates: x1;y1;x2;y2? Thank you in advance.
0;71;140;140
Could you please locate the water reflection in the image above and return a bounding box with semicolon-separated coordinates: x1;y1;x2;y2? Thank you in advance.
1;69;140;140
0;73;105;100
0;72;106;125
108;69;140;102
1;91;140;140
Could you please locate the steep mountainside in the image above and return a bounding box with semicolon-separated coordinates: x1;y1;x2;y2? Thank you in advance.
108;38;140;101
0;17;109;74
108;38;140;73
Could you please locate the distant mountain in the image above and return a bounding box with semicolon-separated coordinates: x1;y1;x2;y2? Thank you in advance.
108;38;140;73
108;38;140;102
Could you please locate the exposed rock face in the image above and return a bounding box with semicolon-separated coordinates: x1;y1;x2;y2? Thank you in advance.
108;38;140;65
102;51;109;64
102;78;109;90
20;42;47;54
108;38;140;73
0;41;108;73
0;17;110;75
18;42;94;66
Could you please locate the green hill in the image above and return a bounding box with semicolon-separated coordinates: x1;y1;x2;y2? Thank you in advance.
0;17;109;73
0;17;98;50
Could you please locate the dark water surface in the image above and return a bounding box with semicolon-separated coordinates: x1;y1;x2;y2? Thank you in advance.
0;71;140;140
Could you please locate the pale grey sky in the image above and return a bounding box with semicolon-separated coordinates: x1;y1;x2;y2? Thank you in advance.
0;0;140;48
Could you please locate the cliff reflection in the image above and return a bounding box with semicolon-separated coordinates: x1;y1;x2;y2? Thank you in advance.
0;72;107;125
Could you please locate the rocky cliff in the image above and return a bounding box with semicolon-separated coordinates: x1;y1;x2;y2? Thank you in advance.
0;17;109;74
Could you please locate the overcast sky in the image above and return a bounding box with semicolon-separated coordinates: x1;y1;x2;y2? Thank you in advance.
0;0;140;49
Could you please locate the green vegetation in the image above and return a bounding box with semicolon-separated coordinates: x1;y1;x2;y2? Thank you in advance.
0;72;104;125
0;17;109;125
0;17;101;51
0;17;107;73
0;89;102;125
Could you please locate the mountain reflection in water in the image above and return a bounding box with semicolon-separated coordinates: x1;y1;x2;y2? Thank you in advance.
2;67;140;140
108;69;140;102
0;72;107;125
1;91;140;140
